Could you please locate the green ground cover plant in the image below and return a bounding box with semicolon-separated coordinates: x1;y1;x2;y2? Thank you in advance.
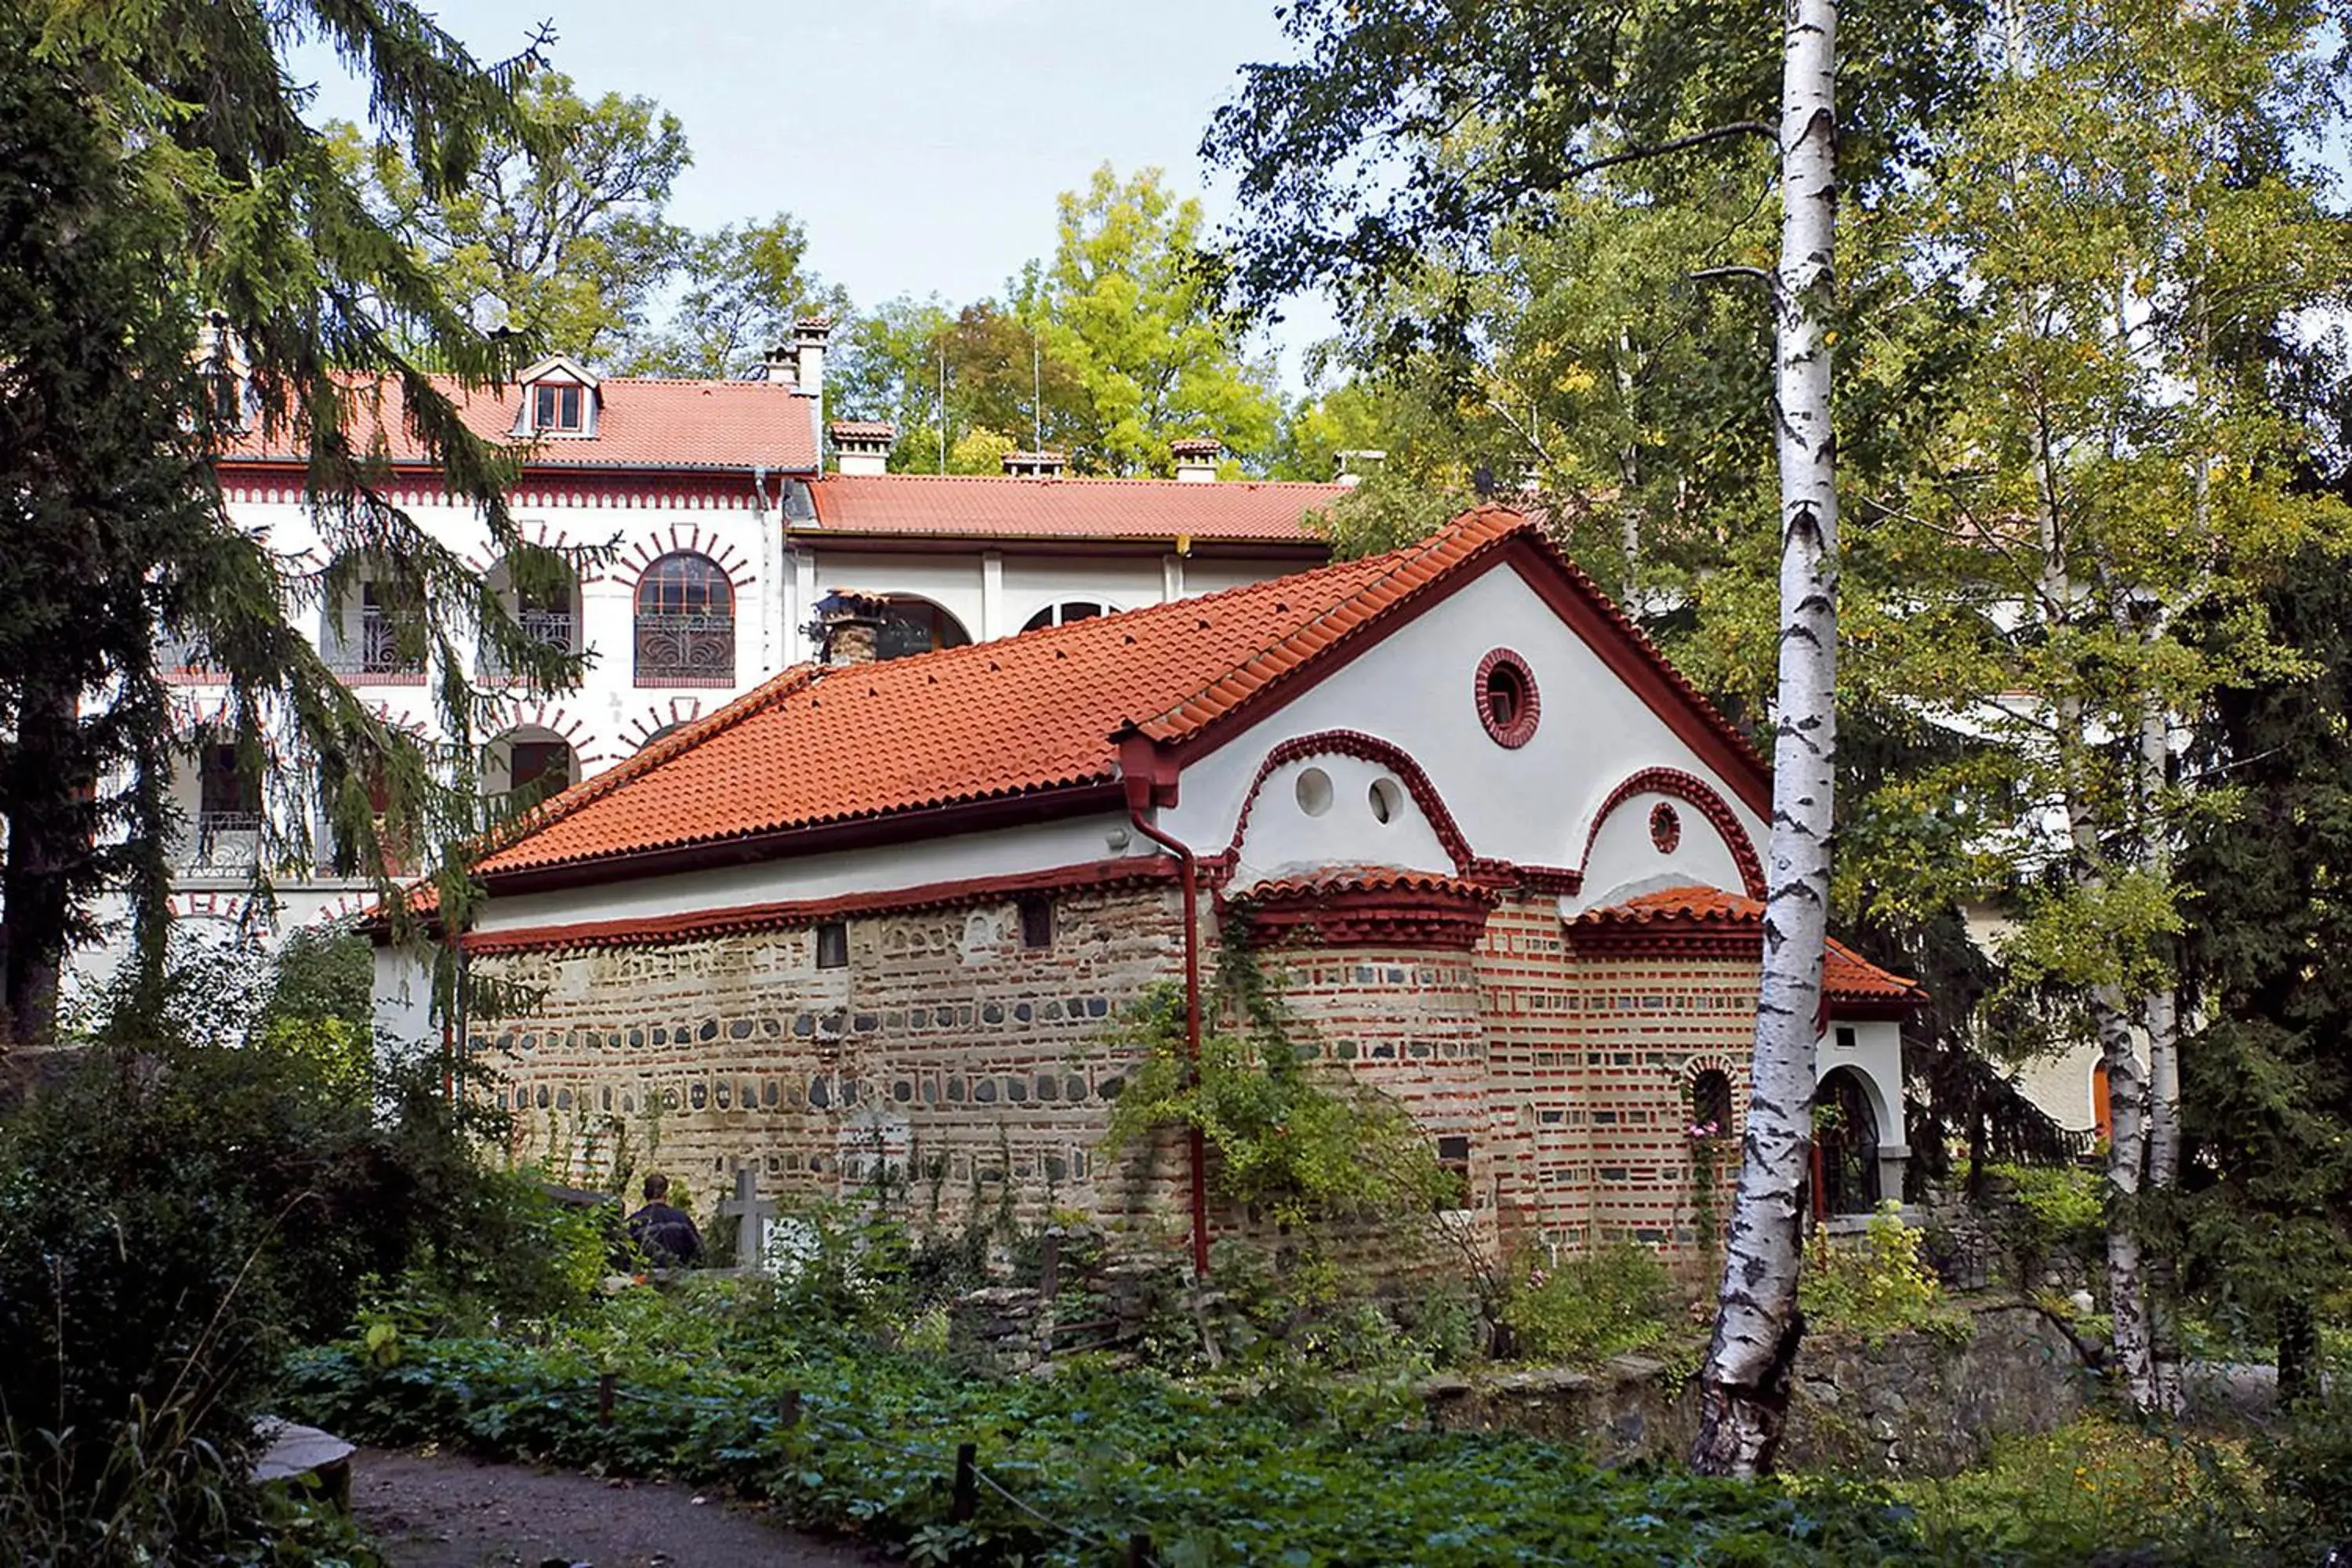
285;1279;1967;1567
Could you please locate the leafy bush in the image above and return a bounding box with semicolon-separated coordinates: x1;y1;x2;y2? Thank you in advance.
1500;1241;1678;1365
1986;1161;2104;1288
1896;1416;2254;1566
0;1023;596;1555
1101;980;1454;1227
1801;1204;1968;1345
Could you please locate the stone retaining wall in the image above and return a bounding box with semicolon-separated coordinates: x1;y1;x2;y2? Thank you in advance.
1417;1301;2090;1477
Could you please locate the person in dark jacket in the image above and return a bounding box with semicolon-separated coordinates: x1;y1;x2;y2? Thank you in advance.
626;1174;703;1267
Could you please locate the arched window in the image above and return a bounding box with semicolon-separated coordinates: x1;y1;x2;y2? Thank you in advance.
1811;1067;1882;1218
634;553;735;686
875;597;972;661
488;729;575;807
1021;601;1108;633
1690;1069;1733;1139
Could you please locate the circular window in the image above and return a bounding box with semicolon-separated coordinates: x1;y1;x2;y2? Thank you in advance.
1294;766;1334;817
1650;802;1682;854
1368;777;1403;824
1475;648;1541;748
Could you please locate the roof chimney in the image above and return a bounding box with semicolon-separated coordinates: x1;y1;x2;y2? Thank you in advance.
1003;449;1068;480
814;589;886;666
793;317;831;401
760;342;797;387
1333;448;1387;488
1171;437;1222;483
829;419;895;477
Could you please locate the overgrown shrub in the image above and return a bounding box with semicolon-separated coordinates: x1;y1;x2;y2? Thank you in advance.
0;1022;596;1555
1500;1240;1676;1365
1986;1161;2104;1289
1802;1204;1968;1345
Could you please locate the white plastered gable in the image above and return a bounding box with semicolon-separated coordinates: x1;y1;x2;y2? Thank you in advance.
1163;557;1769;898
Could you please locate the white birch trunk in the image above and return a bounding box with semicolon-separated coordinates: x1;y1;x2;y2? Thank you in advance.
2090;981;2159;1410
1690;0;1839;1480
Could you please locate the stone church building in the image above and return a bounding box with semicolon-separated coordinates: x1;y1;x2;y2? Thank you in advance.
379;507;1919;1260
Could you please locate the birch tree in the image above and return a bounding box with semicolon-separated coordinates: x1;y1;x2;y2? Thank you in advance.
1865;0;2352;1413
1686;0;1842;1476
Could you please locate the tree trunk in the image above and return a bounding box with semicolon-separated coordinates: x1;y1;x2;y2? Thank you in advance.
2090;983;2160;1411
1;677;86;1046
1690;0;1839;1481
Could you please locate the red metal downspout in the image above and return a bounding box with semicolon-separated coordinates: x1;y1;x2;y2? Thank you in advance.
1120;737;1210;1279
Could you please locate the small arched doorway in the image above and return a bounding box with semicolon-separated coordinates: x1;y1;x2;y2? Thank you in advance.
1812;1066;1882;1218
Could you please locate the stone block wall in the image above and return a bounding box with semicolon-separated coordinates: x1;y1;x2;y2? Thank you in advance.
474;881;1187;1229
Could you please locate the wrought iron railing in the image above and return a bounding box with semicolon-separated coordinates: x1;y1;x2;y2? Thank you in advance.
185;810;265;871
324;608;425;680
478;609;578;680
633;612;735;686
159;633;223;681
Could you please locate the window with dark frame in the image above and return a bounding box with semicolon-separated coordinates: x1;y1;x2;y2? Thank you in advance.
507;739;574;800
198;742;260;819
1017;894;1054;949
1690;1068;1734;1138
533;382;586;432
1435;1134;1472;1211
815;920;849;968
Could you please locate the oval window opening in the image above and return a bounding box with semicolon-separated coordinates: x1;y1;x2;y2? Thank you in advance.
1486;663;1526;728
1294;766;1334;817
1475;648;1541;747
1369;777;1403;824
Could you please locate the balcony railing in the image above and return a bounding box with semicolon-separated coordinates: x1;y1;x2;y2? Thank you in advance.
159;633;223;682
325;608;426;682
634;612;735;686
478;609;579;681
184;810;264;872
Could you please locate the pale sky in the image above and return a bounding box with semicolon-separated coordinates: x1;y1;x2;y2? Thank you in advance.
295;0;1336;384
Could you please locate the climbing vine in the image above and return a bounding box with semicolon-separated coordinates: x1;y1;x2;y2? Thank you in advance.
1098;931;1454;1229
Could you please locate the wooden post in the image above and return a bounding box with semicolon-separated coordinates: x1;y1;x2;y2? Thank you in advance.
778;1388;801;1428
1039;1232;1061;1299
951;1442;978;1523
1127;1532;1153;1567
597;1372;616;1427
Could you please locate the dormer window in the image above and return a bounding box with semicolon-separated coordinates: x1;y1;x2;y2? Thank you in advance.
534;383;585;433
511;354;601;438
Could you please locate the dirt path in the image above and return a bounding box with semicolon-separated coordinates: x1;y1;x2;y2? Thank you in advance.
352;1446;891;1568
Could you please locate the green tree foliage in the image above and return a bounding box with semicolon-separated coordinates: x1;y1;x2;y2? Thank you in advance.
0;2;593;1043
2176;545;2352;1399
1024;165;1281;475
830;166;1283;477
347;70;691;364
627;212;851;378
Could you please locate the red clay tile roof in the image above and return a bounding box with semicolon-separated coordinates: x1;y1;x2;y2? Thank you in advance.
802;471;1345;543
215;372;819;473
1573;885;1925;1005
1231;866;1500;904
470;508;1764;883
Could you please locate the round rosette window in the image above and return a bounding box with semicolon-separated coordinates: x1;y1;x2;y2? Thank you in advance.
1650;801;1682;854
1475;648;1541;748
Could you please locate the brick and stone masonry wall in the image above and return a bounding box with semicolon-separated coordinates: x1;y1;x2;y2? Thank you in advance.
1476;895;1755;1264
473;879;1763;1266
473;882;1190;1232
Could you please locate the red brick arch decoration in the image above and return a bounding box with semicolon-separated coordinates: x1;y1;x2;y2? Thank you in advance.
1214;729;1478;881
1577;767;1767;900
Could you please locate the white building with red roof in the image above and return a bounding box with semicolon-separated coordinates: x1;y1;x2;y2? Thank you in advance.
384;508;1920;1265
130;334;1347;969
